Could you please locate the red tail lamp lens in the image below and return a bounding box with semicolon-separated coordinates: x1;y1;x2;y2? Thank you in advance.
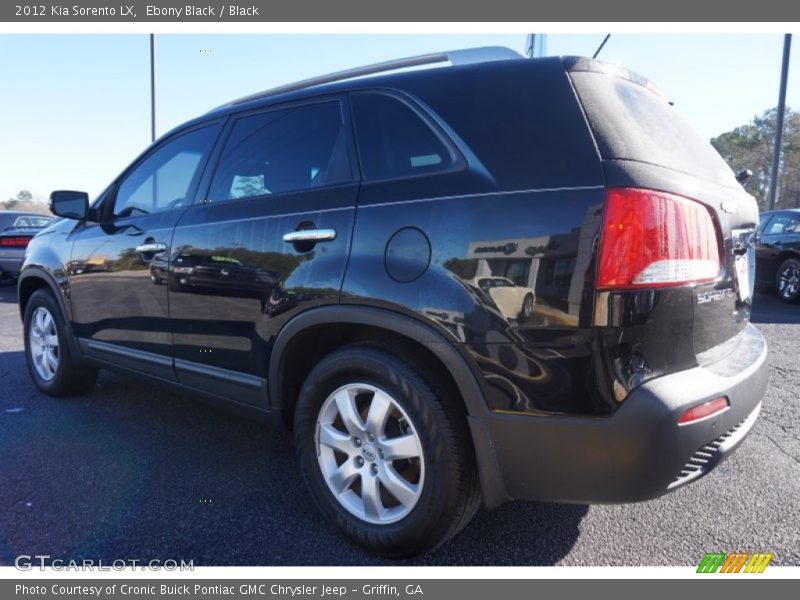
597;188;720;290
0;236;31;247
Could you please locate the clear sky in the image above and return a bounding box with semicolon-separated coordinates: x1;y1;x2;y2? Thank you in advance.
0;33;797;202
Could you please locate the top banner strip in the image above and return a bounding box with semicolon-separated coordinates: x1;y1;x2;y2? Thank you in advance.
3;0;800;22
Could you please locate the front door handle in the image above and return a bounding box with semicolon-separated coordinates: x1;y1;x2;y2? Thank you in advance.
282;229;337;243
135;242;167;254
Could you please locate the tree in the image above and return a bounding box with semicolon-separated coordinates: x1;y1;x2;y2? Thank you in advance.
2;189;34;210
1;190;50;214
711;107;800;211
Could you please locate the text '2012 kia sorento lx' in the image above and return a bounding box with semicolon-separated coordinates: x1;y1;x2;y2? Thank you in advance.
20;49;768;557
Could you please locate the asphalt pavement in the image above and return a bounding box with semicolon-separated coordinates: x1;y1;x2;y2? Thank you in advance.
0;284;798;566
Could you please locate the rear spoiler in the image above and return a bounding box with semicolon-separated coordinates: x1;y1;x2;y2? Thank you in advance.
562;56;667;100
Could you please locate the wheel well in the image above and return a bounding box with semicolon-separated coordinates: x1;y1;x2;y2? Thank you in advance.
17;276;50;319
777;251;800;268
276;323;465;430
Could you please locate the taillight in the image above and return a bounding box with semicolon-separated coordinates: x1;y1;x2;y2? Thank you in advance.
0;236;32;248
596;188;720;290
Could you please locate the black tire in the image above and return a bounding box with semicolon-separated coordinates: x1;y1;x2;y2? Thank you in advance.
293;344;480;557
23;288;98;397
520;294;534;321
775;257;800;304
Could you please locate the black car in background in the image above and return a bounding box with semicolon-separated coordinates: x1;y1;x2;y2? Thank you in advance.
0;211;54;282
757;208;800;303
18;49;768;556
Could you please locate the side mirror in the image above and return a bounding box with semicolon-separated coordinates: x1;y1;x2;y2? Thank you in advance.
50;190;89;220
735;169;753;185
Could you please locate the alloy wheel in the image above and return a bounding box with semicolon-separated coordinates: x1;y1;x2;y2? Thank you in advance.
778;264;800;300
315;383;425;525
29;306;59;381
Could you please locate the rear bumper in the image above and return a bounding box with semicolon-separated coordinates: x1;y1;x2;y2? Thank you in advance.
473;323;768;505
0;251;24;276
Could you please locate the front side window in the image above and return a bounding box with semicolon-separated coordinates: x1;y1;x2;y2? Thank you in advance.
351;92;454;181
113;126;217;218
208;101;349;202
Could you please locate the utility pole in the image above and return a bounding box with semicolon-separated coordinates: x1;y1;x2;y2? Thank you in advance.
150;33;157;143
526;34;547;58
768;34;792;211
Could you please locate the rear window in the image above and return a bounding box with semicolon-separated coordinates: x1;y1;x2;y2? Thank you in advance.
14;215;53;227
570;71;738;187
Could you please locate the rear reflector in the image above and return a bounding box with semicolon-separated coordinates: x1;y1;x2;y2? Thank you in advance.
678;397;729;425
0;236;32;248
597;188;721;290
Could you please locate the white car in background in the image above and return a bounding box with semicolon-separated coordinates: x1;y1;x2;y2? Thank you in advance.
474;276;535;321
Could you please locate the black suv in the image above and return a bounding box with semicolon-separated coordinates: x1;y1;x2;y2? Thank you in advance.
19;48;768;557
756;208;800;302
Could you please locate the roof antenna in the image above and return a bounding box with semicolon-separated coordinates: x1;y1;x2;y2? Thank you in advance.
593;34;611;59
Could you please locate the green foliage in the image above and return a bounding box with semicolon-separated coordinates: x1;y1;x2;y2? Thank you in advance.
711;107;800;210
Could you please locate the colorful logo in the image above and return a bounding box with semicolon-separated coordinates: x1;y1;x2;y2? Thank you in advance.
697;552;773;573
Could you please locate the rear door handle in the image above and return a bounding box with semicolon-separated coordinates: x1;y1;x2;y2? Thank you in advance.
135;242;167;254
282;229;337;243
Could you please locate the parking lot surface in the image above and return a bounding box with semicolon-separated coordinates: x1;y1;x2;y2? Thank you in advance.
0;284;798;566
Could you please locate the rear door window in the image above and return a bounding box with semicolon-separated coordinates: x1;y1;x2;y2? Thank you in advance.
208;101;350;202
351;92;455;181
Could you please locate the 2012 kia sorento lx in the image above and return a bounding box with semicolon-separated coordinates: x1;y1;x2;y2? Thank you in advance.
19;48;768;556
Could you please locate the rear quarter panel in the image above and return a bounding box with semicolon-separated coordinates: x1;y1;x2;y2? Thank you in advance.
342;59;611;415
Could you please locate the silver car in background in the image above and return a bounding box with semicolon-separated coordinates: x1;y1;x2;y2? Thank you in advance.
0;211;54;283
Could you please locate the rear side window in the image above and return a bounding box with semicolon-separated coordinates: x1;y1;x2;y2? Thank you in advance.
351;92;454;181
208;101;350;202
397;59;604;190
570;71;737;187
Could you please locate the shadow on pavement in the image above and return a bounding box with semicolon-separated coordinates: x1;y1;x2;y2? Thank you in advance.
0;360;586;566
0;283;17;304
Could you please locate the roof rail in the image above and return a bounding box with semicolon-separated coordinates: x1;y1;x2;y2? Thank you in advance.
220;46;523;109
